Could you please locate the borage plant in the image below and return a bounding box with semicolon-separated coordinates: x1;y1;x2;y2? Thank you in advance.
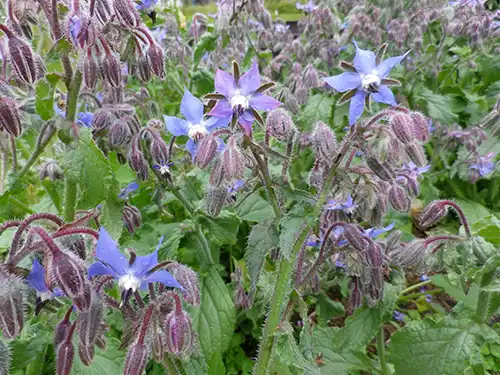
0;0;500;375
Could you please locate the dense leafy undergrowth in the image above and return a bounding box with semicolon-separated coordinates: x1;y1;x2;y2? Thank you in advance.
0;0;500;374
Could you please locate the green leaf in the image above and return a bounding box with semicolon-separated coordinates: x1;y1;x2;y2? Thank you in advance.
192;267;236;359
199;211;241;245
45;38;73;65
100;181;124;240
8;326;51;371
470;215;500;245
298;94;334;131
207;353;226;375
193;33;218;66
279;204;314;259
316;293;345;326
236;193;274;222
415;88;455;124
63;130;114;209
72;338;125;374
245;218;279;290
453;199;491;226
35;79;55;120
273;322;315;375
465;363;488;375
431;275;478;309
388;316;498;375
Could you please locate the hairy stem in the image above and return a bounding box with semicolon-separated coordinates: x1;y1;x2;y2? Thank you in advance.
377;325;390;375
9;136;17;172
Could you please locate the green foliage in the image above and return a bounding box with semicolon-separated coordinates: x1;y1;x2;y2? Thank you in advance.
72;338;125;375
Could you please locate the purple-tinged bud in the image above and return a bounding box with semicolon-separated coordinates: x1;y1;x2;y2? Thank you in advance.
78;292;104;348
410;112;430;142
164;309;194;356
78;343;94;366
206;186;228;217
367;267;383;301
266;108;295;142
295;85;309;105
54;307;73;348
366;155;395;181
285;94;300;114
67;13;95;49
124;342;148;375
391;240;426;268
312;121;337;164
343;224;369;252
308;161;324;190
390;113;413;144
165;263;200;306
0;339;10;375
94;0;112;25
348;278;362;311
113;0;141;29
137;55;152;83
304;64;319;89
195;135;218;169
209;157;225;187
92;106;116;131
83;51;98;90
6;33;38;85
419;201;447;229
222;137;244;180
152;329;165;363
100;51;122;88
39;159;64;181
150;137;169;165
385;230;402;253
56;322;76;375
235;285;252;310
147;43;165;79
0;96;22;137
109;120;132;146
365;242;383;268
122;204;142;233
388;184;410;212
0;268;25;338
405;142;427;168
128;148;149;181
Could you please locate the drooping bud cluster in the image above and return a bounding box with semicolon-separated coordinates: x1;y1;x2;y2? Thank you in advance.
0;97;22;137
0;266;25;338
122;203;142;233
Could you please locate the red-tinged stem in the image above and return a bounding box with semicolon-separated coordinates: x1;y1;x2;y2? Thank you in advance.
65;321;78;343
103;294;121;309
0;220;21;234
345;149;357;169
134;291;145;308
28;226;63;256
0;24;14;38
53;227;99;240
148;284;156;300
98;34;112;55
63;305;74;322
294;240;309;286
94;275;114;292
425;235;463;248
441;200;471;237
134;27;154;45
138;305;155;345
89;0;96;16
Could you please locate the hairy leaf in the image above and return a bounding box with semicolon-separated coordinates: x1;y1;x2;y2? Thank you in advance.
72;338;124;374
237;193;274;222
199;211;241;245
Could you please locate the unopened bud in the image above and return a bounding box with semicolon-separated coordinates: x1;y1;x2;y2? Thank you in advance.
124;342;148;375
147;43;165;79
392;240;426;268
54;309;72;348
40;160;64;181
83;52;98;90
222;137;244;180
266;108;295;141
78;343;94;366
285;94;300;114
390;113;414;144
7;35;38;85
388;184;410;212
209;157;225;187
343;224;369;252
367;267;383;301
109;120;132;146
137;55;152;83
128;148;149;181
366;155;395;181
164;310;195;356
113;0;141;29
405;142;427;167
0;269;25;338
150;137;169;165
312;121;337;164
0;97;22;137
419;201;446;229
92;106;116;131
295;85;309;105
308;161;324;190
206;186;227;217
195;135;218;168
100;53;121;88
152;329;165;363
78;292;104;348
122;204;142;233
165;263;200;306
94;0;112;25
365;242;383;267
410;112;430;142
56;323;76;375
304;64;319;88
348;278;362;311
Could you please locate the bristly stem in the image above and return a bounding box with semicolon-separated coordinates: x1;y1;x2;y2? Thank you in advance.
253;129;355;375
9;135;17;172
377;325;390;375
441;200;471;238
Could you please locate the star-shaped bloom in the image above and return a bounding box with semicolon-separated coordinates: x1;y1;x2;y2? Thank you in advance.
325;194;358;214
153;161;174;176
324;40;410;125
164;90;229;160
296;0;318;13
469;152;496;177
27;258;64;300
118;182;139;199
398;161;430;180
364;222;395;238
88;228;183;297
207;61;281;136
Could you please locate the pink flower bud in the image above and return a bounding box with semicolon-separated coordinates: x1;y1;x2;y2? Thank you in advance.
0;96;22;137
209;157;225;187
109;120;132;146
127;148;149;181
77;292;104;348
266;108;295;142
147;43;165;79
83;51;98;90
113;0;141;29
100;52;122;88
0;268;25;338
124;342;148;375
195;135;218;169
152;329;165;363
150;137;169;165
366;155;395;181
92;106;116;131
388;184;410;212
308;161;324;190
343;224;369;252
390;113;413;144
304;64;319;89
405;142;427;168
165;263;200;306
164;309;194;356
419;201;447;229
312;121;337;164
137;55;152;83
7;34;38;85
122;204;142;233
365;242;383;268
410;112;430;142
366;267;383;301
54;307;73;348
222;137;244;180
94;0;112;25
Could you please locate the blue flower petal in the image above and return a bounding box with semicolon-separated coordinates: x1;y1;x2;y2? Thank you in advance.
164;115;189;136
131;250;159;277
323;72;361;92
371;85;397;106
238;61;261;96
215;69;237;98
96;227;129;275
352;40;376;75
207;100;233;118
88;261;118;279
180;90;204;125
376;50;410;78
348;90;367;125
249;93;282;111
27;258;49;293
205;115;231;132
186;138;197;162
144;270;184;290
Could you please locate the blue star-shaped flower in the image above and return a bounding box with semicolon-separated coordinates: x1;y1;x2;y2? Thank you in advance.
118;182;139;200
469;152;496;177
325;194;358;214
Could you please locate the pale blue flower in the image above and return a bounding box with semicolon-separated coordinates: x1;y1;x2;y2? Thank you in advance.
118;182;139;199
296;0;318;13
325;194;358;214
469;152;496;177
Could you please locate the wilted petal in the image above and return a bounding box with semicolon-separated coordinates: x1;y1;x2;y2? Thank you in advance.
164;116;189;136
371;85;397;106
249;93;281;111
348;90;367;125
27;258;49;293
180;90;204;124
238;61;261;96
144;270;184;290
352;40;376;75
376;50;410;78
215;69;237;98
207;100;233;118
88;262;117;279
323;72;361;92
96;227;128;275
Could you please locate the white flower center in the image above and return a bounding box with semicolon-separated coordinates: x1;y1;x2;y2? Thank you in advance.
188;124;207;142
230;94;249;110
361;73;381;93
118;273;142;292
159;165;170;175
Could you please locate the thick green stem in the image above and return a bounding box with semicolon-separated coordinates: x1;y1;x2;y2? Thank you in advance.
253;133;353;375
167;182;195;215
63;180;77;222
377;325;390;375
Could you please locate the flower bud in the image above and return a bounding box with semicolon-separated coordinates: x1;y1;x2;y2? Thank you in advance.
222;137;244;180
150;137;169;165
285;94;300;114
39;160;64;181
206;186;227;217
312;121;337;164
295;85;309;105
113;0;141;29
195;135;218;169
128;149;149;181
7;35;38;85
0;97;22;137
308;161;324;190
304;64;319;88
405;142;427;168
77;292;104;348
54;309;72;348
366;155;395;181
83;52;98;90
419;201;447;229
94;0;112;25
266;108;295;141
92;106;116;131
348;278;362;311
392;240;426;268
366;267;383;301
124;342;148;375
78;343;94;366
343;224;369;252
108;120;132;146
164;310;194;356
0;339;10;375
56;323;76;375
365;242;383;268
388;184;410;212
147;43;165;79
0;268;25;338
122;204;142;233
67;13;95;49
410;112;430;142
390;113;413;144
165;263;200;306
137;55;152;83
152;329;165;363
100;52;121;88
